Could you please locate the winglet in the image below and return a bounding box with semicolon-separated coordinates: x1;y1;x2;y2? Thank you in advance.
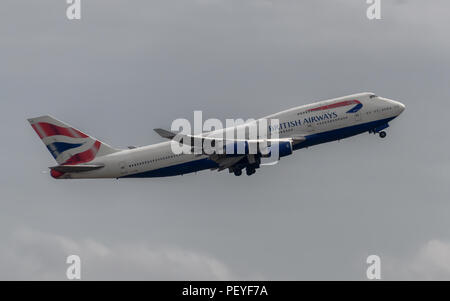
154;128;177;139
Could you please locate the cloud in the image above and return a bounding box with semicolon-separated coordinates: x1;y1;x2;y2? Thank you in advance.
0;228;236;280
385;240;450;280
2;0;450;281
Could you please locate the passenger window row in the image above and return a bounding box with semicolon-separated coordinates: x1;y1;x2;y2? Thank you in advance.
316;116;348;125
129;154;182;168
297;110;310;116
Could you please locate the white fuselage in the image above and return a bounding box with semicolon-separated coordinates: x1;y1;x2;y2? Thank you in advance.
63;92;405;179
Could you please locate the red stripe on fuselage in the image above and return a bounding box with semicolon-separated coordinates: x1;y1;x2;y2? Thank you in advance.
63;140;101;165
309;100;361;112
34;122;89;139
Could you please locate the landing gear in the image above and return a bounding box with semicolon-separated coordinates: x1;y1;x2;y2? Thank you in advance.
246;167;256;176
230;157;260;176
379;131;387;138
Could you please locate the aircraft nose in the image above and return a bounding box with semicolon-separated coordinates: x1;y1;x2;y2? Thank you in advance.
395;101;406;114
382;97;405;115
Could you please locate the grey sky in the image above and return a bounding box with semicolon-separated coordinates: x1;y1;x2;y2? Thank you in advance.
1;0;449;280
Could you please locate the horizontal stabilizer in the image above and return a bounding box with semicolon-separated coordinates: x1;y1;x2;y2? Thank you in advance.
49;164;104;173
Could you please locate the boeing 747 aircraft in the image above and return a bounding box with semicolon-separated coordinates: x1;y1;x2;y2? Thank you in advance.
28;92;405;178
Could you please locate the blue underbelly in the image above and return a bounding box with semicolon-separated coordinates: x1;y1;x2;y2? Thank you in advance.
122;117;394;178
122;158;218;178
294;117;394;150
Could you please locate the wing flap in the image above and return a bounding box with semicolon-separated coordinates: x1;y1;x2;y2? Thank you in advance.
209;154;246;171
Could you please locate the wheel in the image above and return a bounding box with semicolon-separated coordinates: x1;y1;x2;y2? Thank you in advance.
379;131;386;138
246;167;255;176
234;169;242;176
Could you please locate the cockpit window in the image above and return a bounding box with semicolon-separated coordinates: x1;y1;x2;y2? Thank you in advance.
369;94;378;99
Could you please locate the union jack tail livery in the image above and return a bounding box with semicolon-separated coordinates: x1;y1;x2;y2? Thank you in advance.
27;115;119;166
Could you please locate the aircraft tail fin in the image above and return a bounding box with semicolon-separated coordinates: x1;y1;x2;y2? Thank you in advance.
27;115;120;165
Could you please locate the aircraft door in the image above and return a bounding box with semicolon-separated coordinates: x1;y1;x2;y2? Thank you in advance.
305;122;315;133
353;111;362;123
118;161;129;175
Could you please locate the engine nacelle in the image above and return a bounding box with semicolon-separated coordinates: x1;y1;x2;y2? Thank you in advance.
277;140;293;158
204;139;293;158
260;140;293;159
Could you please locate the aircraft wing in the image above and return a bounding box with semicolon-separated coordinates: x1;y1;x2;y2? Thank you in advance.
153;128;177;139
154;128;306;173
154;128;214;147
153;128;305;147
208;154;246;171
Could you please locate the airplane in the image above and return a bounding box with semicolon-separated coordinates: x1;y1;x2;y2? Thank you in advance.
28;92;405;179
